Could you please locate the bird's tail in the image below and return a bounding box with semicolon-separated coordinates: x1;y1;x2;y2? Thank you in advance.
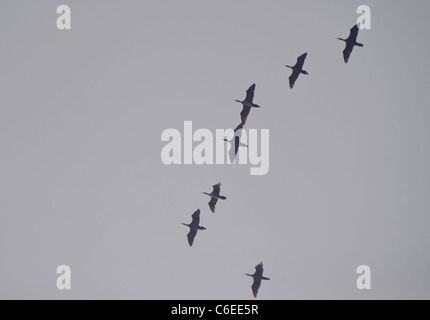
220;196;227;200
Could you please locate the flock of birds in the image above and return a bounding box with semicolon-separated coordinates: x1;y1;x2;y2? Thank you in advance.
181;24;364;298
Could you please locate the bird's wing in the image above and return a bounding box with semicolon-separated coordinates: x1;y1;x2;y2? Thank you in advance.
191;209;201;226
228;143;236;164
234;135;240;156
187;228;197;246
251;278;262;298
348;24;359;42
296;52;307;68
255;262;264;277
240;106;251;125
208;198;218;213
234;123;244;155
224;135;236;164
212;183;221;196
289;71;299;89
234;123;243;132
343;43;354;63
245;83;256;102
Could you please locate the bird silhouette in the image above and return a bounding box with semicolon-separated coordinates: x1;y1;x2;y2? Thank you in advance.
337;24;364;63
203;183;227;213
224;123;248;164
285;52;309;89
182;209;206;246
235;84;260;125
245;261;270;298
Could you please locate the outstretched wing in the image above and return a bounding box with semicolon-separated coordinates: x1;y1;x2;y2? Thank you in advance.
234;123;243;132
234;135;240;156
347;24;359;42
255;261;264;277
187;228;197;246
190;209;201;226
251;278;262;298
208;198;218;213
296;52;307;69
245;83;256;103
228;143;236;164
289;71;299;89
240;106;251;125
343;43;354;63
212;183;221;196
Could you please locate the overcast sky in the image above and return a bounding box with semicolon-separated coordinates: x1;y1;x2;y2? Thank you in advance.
1;0;430;299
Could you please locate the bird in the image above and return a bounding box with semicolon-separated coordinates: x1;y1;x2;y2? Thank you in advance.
245;261;270;298
202;183;226;213
224;123;248;164
235;83;260;125
285;52;309;89
182;209;206;247
337;24;364;63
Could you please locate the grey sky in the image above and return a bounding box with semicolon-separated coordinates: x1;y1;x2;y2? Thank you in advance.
1;1;430;299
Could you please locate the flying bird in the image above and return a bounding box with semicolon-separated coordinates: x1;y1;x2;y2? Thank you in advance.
182;209;206;247
337;24;364;63
224;123;248;164
285;52;309;89
235;83;260;125
245;261;270;298
203;183;227;213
